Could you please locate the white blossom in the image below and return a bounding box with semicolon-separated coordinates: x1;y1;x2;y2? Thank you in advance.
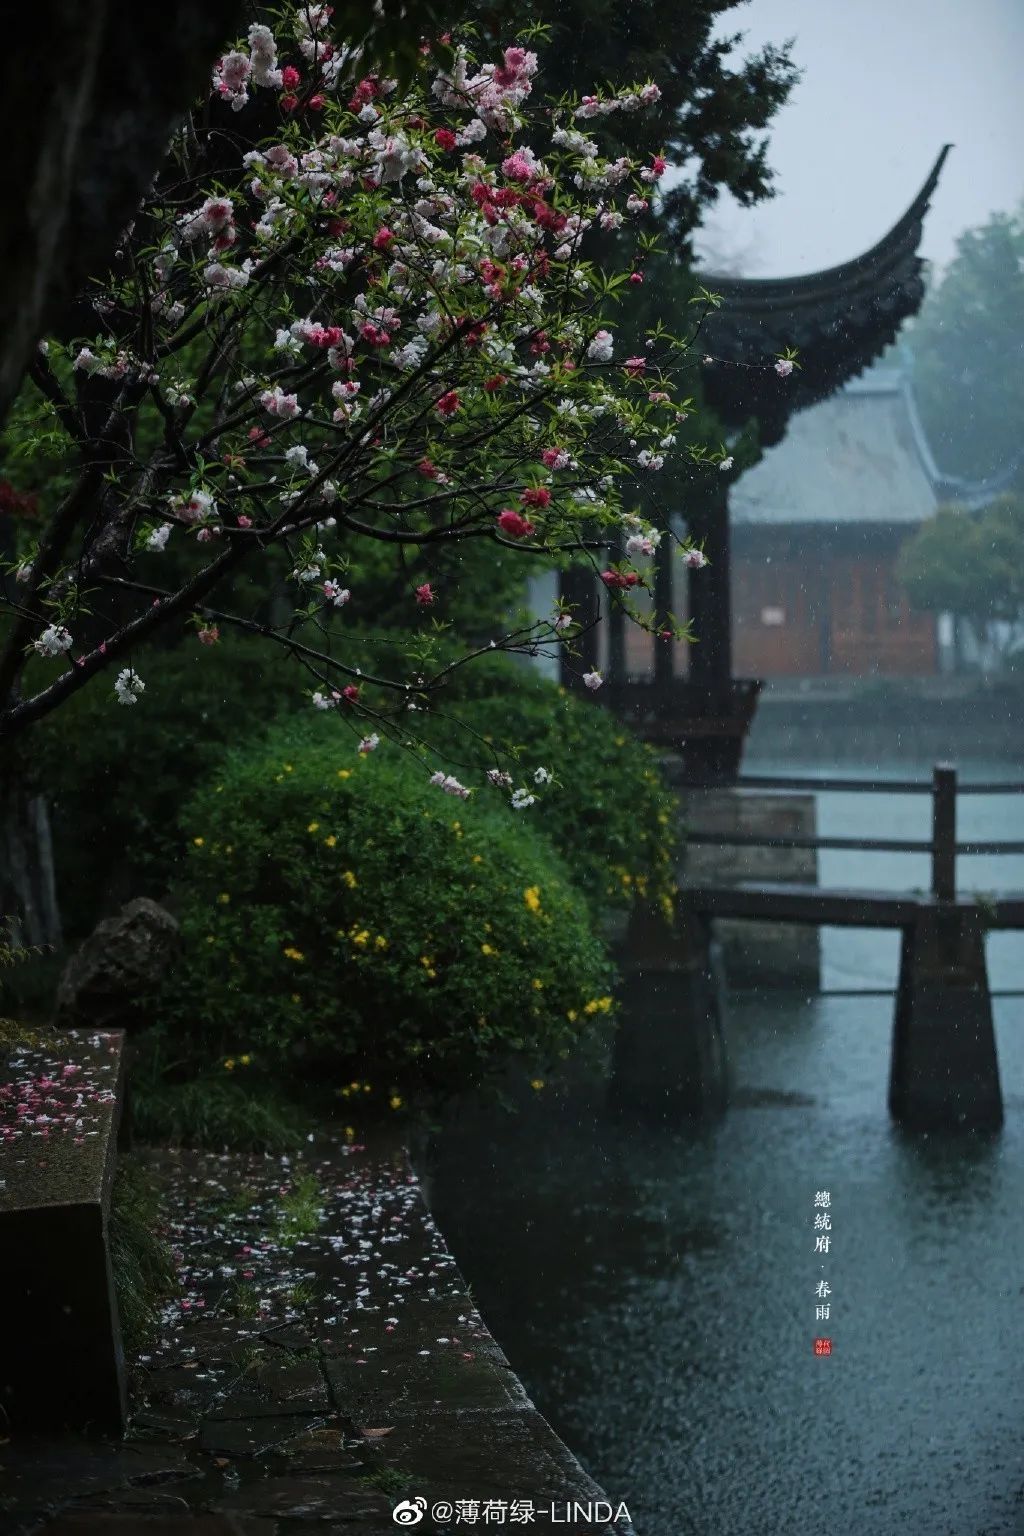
586;329;614;363
146;524;171;552
114;668;145;706
33;623;73;658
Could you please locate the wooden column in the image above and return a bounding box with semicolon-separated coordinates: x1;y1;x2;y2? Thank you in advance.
688;486;732;697
558;560;601;689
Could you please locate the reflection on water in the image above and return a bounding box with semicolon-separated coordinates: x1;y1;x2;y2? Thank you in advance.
427;760;1024;1536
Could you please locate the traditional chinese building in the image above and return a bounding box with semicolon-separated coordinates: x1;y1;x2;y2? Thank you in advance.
728;365;1011;677
549;145;969;777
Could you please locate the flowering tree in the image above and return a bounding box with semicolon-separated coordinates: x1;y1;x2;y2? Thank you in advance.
0;7;785;808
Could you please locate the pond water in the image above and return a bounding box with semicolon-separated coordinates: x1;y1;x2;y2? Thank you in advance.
427;760;1024;1536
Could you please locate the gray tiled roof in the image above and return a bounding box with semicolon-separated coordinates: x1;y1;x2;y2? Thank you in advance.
730;372;938;527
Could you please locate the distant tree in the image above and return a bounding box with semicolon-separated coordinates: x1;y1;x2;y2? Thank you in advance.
897;493;1024;668
909;209;1024;483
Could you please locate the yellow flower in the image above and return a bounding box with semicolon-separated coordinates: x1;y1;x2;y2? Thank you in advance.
566;1008;578;1022
480;942;495;956
582;995;614;1015
342;870;357;888
284;764;293;773
225;844;234;854
472;854;483;864
531;978;544;990
614;736;626;747
324;834;337;848
338;769;352;780
307;821;320;833
205;935;215;945
193;836;205;847
344;1124;356;1139
224;1058;236;1071
374;935;388;950
218;893;230;905
524;886;541;913
284;946;305;962
362;1083;372;1093
389;1095;403;1111
239;1054;251;1066
352;930;370;947
291;992;301;1003
530;1078;545;1091
274;773;284;782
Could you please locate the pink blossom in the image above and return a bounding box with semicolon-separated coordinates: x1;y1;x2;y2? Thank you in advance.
260;387;300;418
683;548;708;569
583;670;603;690
415;583;436;606
496;509;535;539
624;356;646;376
775;358;795;378
197;625;220;646
435;390;460;417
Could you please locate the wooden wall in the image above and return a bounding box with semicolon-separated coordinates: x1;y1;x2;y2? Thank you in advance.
617;526;938;680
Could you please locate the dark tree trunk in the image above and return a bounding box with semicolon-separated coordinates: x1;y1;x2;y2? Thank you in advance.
2;0;246;427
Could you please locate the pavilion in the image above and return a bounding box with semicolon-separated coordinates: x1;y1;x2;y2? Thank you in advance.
555;146;962;779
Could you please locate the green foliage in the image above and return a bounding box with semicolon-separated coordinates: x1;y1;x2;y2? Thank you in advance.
416;651;680;918
897;493;1024;662
275;1174;324;1247
109;1158;177;1357
155;722;615;1107
37;636;304;938
909;208;1024;482
131;1059;311;1152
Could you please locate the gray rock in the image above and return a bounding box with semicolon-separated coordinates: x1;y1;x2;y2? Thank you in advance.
56;897;181;1031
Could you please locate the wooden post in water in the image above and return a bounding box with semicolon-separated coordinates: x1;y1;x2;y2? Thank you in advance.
889;763;1002;1133
931;763;956;902
608;898;730;1121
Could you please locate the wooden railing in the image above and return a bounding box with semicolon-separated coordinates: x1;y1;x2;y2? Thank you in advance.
683;764;1024;901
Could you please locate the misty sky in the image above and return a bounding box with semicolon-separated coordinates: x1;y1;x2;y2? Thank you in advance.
687;0;1024;279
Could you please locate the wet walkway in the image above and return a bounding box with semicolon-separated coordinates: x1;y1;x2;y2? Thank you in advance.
1;1137;624;1534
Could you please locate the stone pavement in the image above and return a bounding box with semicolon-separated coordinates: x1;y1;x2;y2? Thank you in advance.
0;1136;631;1535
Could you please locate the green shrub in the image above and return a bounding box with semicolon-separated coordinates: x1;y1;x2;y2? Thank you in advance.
417;652;680;921
36;637;303;939
155;721;615;1108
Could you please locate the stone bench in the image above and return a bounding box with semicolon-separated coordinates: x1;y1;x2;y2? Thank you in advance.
0;1026;127;1431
